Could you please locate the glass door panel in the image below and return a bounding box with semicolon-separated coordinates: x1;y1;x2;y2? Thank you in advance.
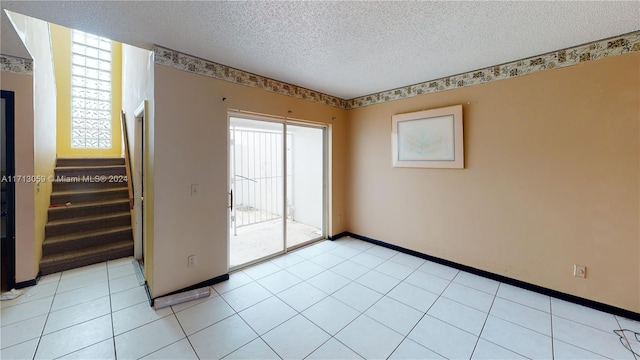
285;124;325;249
229;117;284;268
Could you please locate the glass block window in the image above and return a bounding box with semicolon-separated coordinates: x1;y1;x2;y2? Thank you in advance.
71;30;112;149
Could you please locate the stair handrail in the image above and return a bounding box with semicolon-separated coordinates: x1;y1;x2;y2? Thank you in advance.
121;110;134;209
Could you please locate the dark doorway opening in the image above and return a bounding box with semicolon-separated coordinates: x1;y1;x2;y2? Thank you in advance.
1;90;16;291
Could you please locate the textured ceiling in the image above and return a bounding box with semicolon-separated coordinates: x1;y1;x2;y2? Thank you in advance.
2;1;639;99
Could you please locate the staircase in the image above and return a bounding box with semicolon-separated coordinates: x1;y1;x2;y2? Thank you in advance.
39;158;134;275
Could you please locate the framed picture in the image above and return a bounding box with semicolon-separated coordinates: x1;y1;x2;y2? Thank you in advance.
391;104;463;168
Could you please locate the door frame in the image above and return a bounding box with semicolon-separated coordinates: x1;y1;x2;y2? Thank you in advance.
227;111;328;271
2;90;16;290
133;100;148;263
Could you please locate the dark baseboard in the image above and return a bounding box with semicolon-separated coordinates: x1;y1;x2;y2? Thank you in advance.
144;281;153;307
149;273;230;307
14;278;37;289
14;271;41;289
343;232;640;322
329;231;350;241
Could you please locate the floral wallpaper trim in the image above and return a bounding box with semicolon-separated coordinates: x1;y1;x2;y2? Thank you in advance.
347;30;640;109
154;46;347;109
154;30;639;110
0;54;33;75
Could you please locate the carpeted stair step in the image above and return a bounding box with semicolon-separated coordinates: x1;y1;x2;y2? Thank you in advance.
39;157;133;276
42;226;132;255
50;187;129;206
39;240;134;275
46;212;132;237
48;199;130;222
56;158;125;167
54;165;126;178
52;178;125;193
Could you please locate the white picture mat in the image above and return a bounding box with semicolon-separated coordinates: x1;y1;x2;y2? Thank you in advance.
397;115;455;161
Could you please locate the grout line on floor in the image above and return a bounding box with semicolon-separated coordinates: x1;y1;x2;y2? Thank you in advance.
469;282;498;359
105;264;118;360
29;276;58;360
550;299;555;360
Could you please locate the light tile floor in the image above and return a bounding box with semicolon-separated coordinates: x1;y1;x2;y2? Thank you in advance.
1;237;638;359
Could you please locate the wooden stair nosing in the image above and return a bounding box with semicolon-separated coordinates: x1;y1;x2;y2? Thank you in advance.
51;187;129;196
46;210;131;226
56;158;125;167
54;166;127;178
45;212;132;237
52;179;125;192
39;240;133;264
55;164;126;171
48;199;131;222
42;225;133;255
39;240;134;275
50;187;129;205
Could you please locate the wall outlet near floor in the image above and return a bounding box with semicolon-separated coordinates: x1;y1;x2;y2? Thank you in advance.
573;264;586;278
188;255;197;267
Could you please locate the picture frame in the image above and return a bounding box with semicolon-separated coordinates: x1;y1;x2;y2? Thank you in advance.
391;104;463;169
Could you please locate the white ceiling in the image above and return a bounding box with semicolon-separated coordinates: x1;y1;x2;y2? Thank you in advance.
2;1;639;100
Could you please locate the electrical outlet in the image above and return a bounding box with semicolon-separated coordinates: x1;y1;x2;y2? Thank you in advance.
188;255;196;267
573;264;586;278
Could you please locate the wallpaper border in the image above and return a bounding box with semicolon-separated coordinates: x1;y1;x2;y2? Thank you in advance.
154;46;347;109
0;54;34;75
347;30;640;109
153;30;640;110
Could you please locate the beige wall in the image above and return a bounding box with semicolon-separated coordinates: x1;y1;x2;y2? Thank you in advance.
4;11;57;281
346;53;640;312
32;23;57;279
151;64;347;297
122;44;154;163
121;44;154;283
0;71;36;283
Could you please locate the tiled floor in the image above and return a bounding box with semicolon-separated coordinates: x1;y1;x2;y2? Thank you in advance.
1;236;638;359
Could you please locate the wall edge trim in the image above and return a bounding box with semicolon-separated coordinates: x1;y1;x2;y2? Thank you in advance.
342;232;640;321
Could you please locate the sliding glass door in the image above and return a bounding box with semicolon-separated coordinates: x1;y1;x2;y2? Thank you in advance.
228;115;326;269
